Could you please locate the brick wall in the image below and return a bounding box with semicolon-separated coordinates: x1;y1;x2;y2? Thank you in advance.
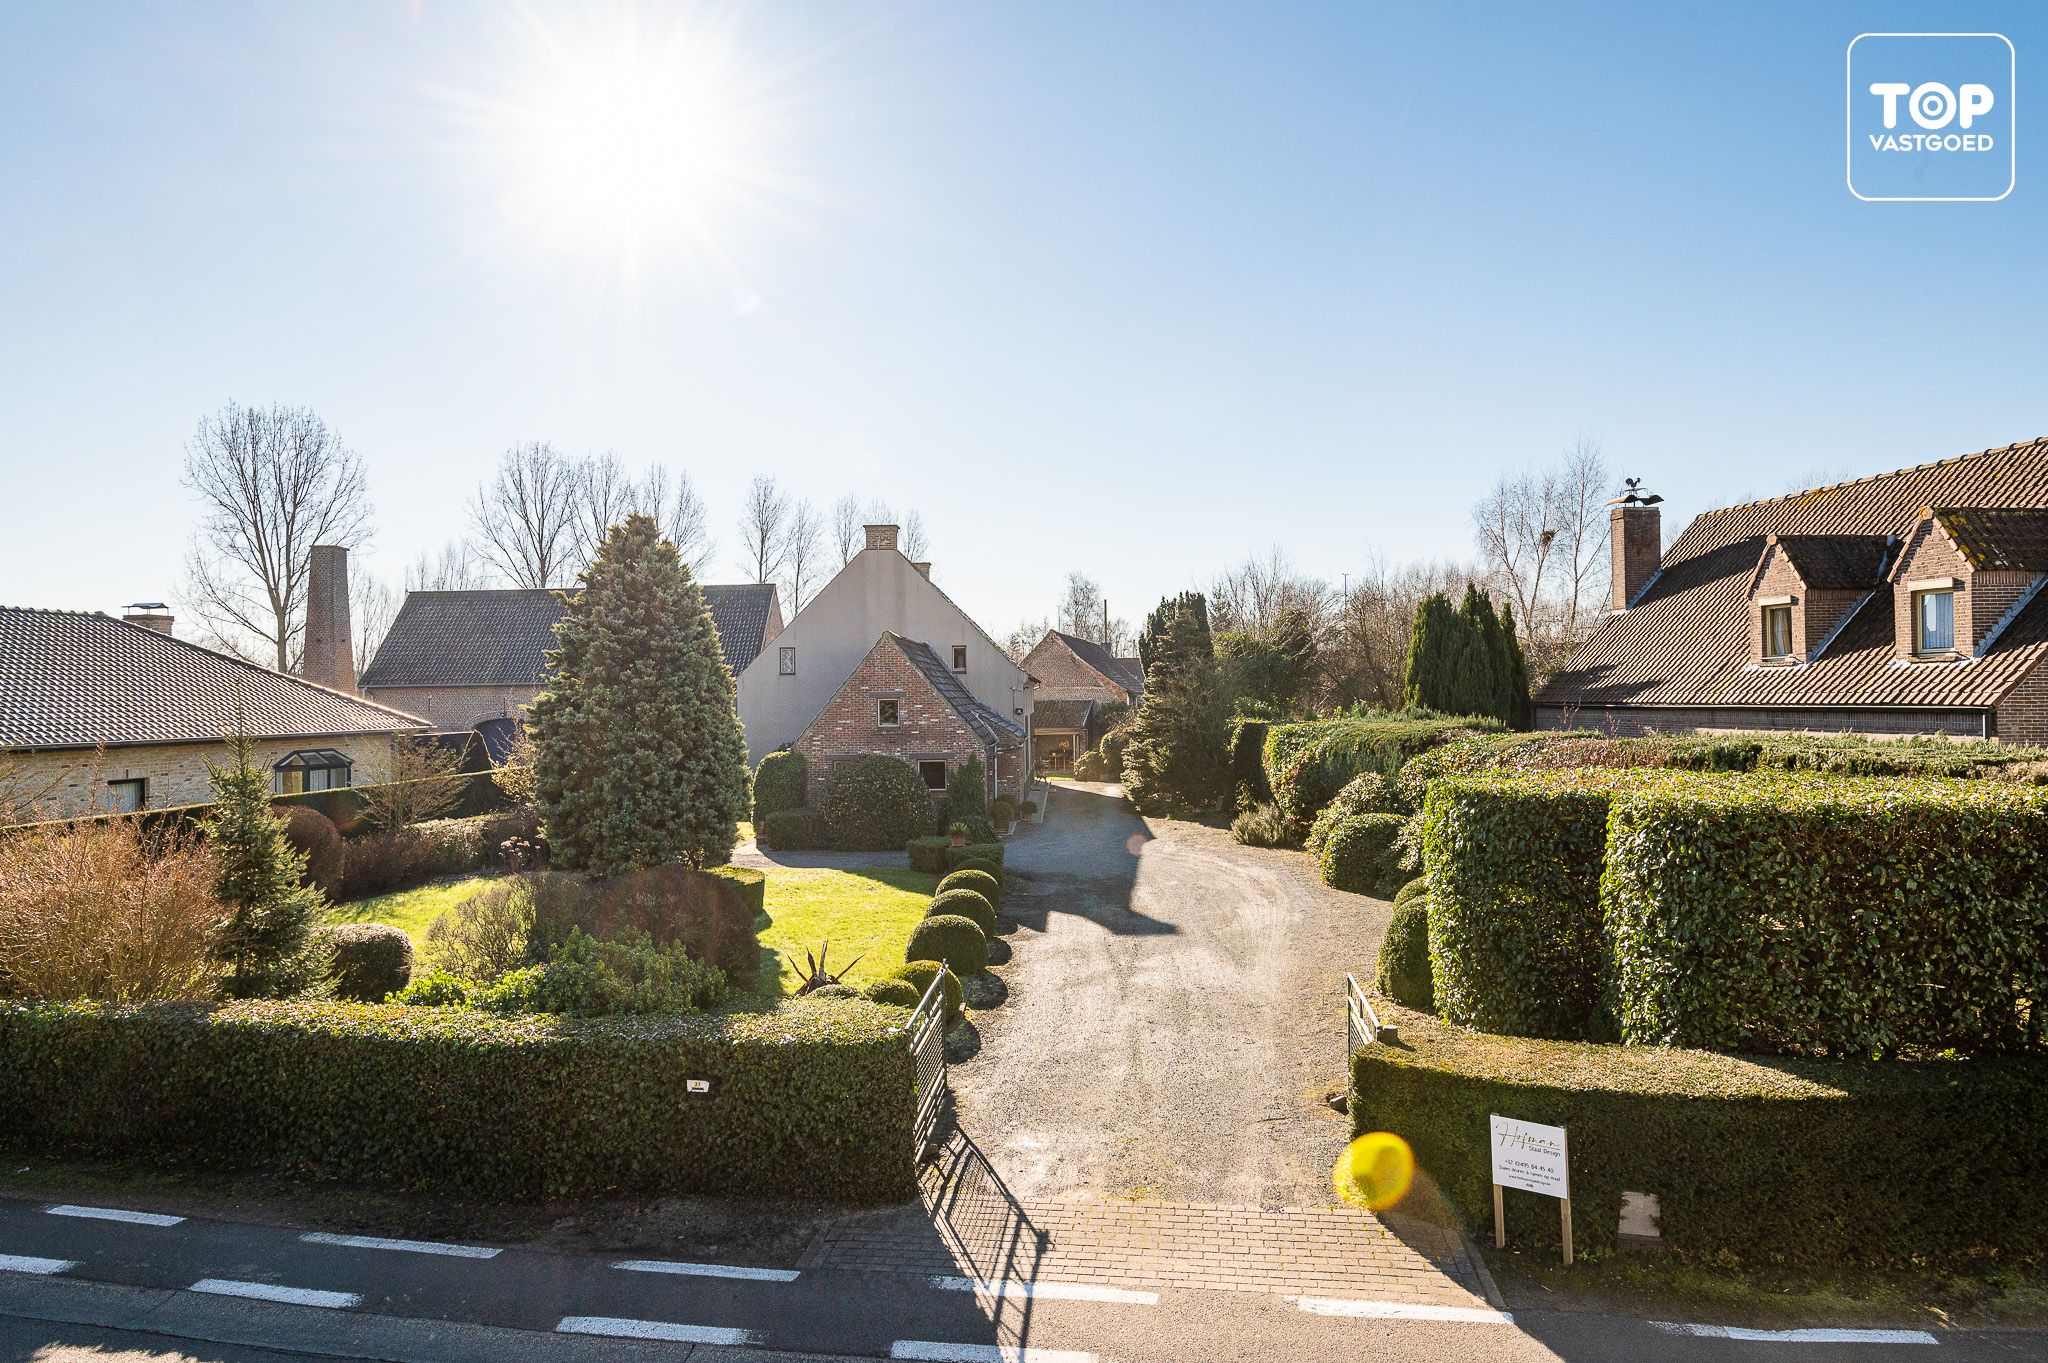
1993;659;2048;746
795;641;1024;807
1750;547;1865;662
358;684;539;732
1;734;400;820
1022;637;1132;705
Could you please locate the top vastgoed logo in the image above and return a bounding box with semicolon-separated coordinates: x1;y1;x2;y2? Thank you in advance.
1847;33;2015;202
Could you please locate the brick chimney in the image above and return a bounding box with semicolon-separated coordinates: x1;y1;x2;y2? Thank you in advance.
1610;499;1663;611
912;561;932;579
303;544;356;691
121;603;175;635
864;523;900;552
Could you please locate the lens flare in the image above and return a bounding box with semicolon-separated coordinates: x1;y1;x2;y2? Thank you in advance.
1333;1132;1415;1211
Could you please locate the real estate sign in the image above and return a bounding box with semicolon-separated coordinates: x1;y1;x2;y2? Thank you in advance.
1489;1114;1569;1198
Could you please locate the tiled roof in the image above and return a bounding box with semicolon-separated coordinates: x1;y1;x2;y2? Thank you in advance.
360;584;779;687
0;607;428;751
1929;507;2048;573
1539;438;2048;714
1032;698;1097;730
891;635;1026;747
1053;631;1143;694
1770;535;1893;591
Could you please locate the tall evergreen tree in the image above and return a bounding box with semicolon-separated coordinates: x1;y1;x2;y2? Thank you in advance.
1497;602;1532;729
205;727;326;998
531;512;750;875
1122;602;1231;816
1402;592;1460;712
1138;591;1211;676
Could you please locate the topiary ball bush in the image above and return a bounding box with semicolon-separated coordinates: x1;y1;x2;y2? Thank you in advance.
937;867;1000;909
753;749;807;824
821;756;933;851
1319;812;1407;897
862;977;923;1008
905;915;989;975
928;888;996;935
893;960;964;1020
951;854;1003;885
1305;772;1405;856
1392;875;1429;908
319;923;415;1001
1374;897;1433;1011
990;798;1015;824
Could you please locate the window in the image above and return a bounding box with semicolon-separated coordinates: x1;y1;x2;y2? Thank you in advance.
779;646;797;675
1915;589;1956;654
273;749;352;795
920;761;949;791
952;645;968;672
106;778;146;813
1762;605;1793;660
877;698;900;727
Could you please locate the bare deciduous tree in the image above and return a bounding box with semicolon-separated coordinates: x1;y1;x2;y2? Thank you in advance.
1321;554;1484;711
781;499;826;612
637;464;714;573
737;475;790;584
470;442;581;589
1053;573;1130;649
902;509;930;560
405;540;486;592
1003;617;1052;662
351;567;400;673
1471;439;1612;678
572;454;717;575
180;401;373;671
832;494;864;565
574;452;637;568
1209;548;1330;635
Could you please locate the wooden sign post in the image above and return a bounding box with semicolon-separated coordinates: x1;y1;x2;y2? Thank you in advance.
1488;1114;1572;1265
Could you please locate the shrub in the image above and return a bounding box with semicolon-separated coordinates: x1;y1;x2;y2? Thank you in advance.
906;836;951;874
1352;1003;2048;1267
423;879;539;981
1229;802;1290;847
1318;813;1406;897
1072;750;1115;781
944;754;989;826
1374;899;1433;1010
894;960;964;1020
947;845;1003;877
753;750;807;824
406;817;492;877
862;977;922;1008
703;866;765;920
531;866;763;989
936;867;1000;909
317;924;414;1002
392;969;470;1006
0;822;223;1002
928;888;995;936
1265;712;1498;837
1229;718;1273;806
479;806;546;869
821;757;933;852
334;822;493;903
990;798;1015;824
464;929;728;1017
952;815;999;845
1305;773;1403;856
809;982;862;1000
281;807;344;896
760;808;826;851
1392;875;1429;907
905;915;988;975
0;999;916;1203
1020;800;1038;817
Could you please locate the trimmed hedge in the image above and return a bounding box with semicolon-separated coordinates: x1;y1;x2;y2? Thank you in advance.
928;888;996;936
752;750;808;824
317;924;414;1003
905;915;988;975
1374;900;1433;1010
1351;1003;2048;1267
527;867;764;989
946;842;1003;875
1318;812;1406;897
821;757;932;852
1306;772;1403;857
937;867;1000;908
0;999;916;1203
893;961;963;1021
1264;712;1498;837
1229;718;1272;805
906;836;951;875
760;808;826;851
705;865;765;919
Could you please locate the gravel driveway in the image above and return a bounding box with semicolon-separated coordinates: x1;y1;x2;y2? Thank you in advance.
952;781;1393;1209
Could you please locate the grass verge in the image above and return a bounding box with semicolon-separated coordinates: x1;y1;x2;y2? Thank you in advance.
756;867;939;994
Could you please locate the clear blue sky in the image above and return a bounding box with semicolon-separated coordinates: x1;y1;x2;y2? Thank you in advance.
3;1;2045;639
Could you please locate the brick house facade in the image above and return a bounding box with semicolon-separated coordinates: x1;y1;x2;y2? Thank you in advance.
1537;439;2048;743
1018;631;1141;770
795;633;1027;809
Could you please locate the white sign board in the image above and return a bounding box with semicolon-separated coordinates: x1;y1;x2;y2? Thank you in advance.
1489;1115;1569;1199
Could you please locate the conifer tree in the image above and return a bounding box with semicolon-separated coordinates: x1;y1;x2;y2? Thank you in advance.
1497;602;1532;729
205;727;326;998
1138;592;1211;676
530;512;750;875
1402;592;1460;712
1123;597;1231;815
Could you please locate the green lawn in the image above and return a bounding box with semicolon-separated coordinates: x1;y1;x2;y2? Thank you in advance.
332;865;937;996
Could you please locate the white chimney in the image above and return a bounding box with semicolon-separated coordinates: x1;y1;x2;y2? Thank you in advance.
303;545;356;690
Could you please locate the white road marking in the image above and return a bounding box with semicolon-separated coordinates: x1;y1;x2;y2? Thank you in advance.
1647;1321;1939;1344
890;1345;1098;1363
300;1231;501;1260
929;1275;1157;1305
556;1317;760;1345
611;1258;800;1282
189;1279;362;1309
0;1255;78;1276
1291;1296;1515;1324
45;1204;185;1227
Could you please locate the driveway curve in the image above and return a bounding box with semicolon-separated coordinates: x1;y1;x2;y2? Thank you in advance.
953;781;1392;1209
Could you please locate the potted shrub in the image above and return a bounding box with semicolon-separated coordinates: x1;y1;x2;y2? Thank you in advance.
990;797;1016;835
947;821;968;848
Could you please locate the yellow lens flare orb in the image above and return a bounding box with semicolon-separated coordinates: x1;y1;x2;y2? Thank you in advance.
1333;1132;1415;1212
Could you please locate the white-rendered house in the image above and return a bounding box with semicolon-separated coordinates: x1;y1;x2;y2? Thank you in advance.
735;524;1036;766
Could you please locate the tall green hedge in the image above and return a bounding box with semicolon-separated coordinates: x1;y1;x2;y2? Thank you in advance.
1351;1003;2048;1267
753;750;808;824
0;999;914;1203
1263;712;1497;835
821;756;933;851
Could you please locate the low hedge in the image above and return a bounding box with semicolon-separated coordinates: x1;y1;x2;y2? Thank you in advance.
821;757;932;851
1264;712;1499;836
760;808;826;851
906;836;951;874
705;865;766;919
947;844;1003;875
752;750;807;824
928;888;996;936
1305;772;1403;856
0;999;915;1203
316;924;414;1002
1229;718;1272;805
1350;1003;2048;1267
1317;812;1406;896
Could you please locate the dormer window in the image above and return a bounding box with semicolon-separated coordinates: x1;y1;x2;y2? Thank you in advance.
1915;588;1956;655
1762;604;1793;660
